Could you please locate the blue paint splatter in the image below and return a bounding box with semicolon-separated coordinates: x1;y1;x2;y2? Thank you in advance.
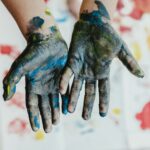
30;16;44;29
34;116;40;129
50;26;57;33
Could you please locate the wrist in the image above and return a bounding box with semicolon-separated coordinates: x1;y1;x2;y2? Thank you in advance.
79;1;110;27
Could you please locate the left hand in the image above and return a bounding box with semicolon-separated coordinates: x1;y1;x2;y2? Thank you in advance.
60;0;144;120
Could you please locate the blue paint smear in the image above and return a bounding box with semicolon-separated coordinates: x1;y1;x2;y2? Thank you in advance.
55;12;69;23
95;0;110;19
80;11;104;27
62;96;69;115
28;55;67;79
41;55;67;71
53;98;59;108
34;116;40;129
29;111;33;117
80;1;110;27
12;86;16;93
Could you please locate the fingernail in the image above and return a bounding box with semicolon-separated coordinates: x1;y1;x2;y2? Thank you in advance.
44;127;52;133
135;69;144;78
3;85;10;100
68;105;75;113
99;112;107;117
3;85;16;100
82;113;90;120
62;109;68;115
52;119;60;125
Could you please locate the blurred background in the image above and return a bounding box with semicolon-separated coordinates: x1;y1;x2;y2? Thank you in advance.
0;0;150;149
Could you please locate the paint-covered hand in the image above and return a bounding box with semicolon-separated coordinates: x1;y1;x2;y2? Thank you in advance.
60;1;144;120
3;29;69;133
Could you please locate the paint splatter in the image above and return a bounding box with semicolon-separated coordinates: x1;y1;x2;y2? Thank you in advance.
147;35;150;49
7;92;25;109
0;45;20;59
119;26;132;33
8;118;29;135
132;42;142;61
112;108;121;116
35;130;45;140
45;8;51;16
136;102;150;129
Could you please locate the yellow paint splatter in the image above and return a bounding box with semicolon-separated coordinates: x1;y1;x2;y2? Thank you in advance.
45;8;51;16
131;42;142;61
147;35;150;49
35;130;45;140
112;108;121;116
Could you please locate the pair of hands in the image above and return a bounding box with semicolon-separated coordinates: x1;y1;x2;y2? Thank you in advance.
3;1;144;133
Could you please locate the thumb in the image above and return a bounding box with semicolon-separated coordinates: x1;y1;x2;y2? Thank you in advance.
118;42;144;78
3;59;26;100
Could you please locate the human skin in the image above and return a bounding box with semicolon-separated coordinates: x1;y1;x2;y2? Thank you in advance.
2;0;69;133
60;0;144;120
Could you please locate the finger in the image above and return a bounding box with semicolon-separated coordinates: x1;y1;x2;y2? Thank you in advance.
39;95;52;133
3;60;24;100
68;78;83;113
26;92;40;132
60;67;73;95
50;94;60;125
82;80;96;120
61;87;69;115
98;78;110;117
118;43;144;78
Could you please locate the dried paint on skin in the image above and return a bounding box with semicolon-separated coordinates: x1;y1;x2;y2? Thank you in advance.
52;97;59;109
82;81;96;120
50;26;58;33
3;28;69;132
80;1;110;27
29;16;45;32
34;116;40;129
61;95;69;115
64;0;144;118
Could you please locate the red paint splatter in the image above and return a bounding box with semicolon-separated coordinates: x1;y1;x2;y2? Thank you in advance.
0;45;20;59
134;0;150;13
8;118;30;135
119;26;132;33
129;7;144;20
117;0;125;12
7;92;25;110
116;0;150;20
136;102;150;129
44;0;49;3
